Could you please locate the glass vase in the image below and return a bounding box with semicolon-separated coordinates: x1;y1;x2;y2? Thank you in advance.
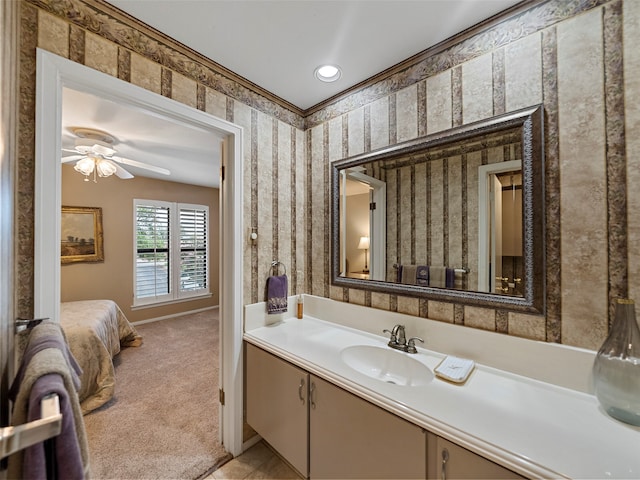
592;298;640;426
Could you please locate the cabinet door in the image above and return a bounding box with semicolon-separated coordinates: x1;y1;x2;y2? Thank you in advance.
427;434;524;480
245;343;309;477
309;375;426;479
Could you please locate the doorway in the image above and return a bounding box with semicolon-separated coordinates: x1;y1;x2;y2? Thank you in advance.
339;170;386;281
477;159;522;294
34;49;244;455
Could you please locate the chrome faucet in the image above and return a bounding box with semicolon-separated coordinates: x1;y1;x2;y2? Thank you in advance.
383;325;423;354
395;324;406;347
383;324;407;351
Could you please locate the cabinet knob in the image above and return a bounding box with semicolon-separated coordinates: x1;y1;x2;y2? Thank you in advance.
298;378;305;405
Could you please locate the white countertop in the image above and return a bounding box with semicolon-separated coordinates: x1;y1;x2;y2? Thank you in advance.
244;314;640;479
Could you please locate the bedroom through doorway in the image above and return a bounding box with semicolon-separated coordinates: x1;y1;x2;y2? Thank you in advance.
34;49;245;466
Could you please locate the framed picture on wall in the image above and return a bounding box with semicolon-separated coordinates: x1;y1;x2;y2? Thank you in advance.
61;206;104;264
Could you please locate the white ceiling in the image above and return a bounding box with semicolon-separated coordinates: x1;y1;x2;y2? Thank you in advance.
62;1;522;188
61;88;225;187
107;0;522;111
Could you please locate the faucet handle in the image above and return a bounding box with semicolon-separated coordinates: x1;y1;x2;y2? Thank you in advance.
383;328;397;343
406;337;424;354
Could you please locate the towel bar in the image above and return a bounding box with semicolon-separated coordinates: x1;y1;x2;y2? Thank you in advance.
0;393;62;460
392;264;469;274
270;261;286;276
15;317;50;334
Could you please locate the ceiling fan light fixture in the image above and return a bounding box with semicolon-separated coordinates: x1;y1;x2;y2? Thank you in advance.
74;137;116;156
96;159;117;177
64;127;170;181
314;64;341;83
92;143;116;157
75;146;92;155
74;157;95;177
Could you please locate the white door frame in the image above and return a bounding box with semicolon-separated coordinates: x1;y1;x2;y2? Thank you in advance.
1;0;19;430
345;171;386;281
35;49;245;456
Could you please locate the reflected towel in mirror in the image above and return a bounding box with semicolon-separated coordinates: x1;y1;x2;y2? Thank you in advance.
416;266;429;285
429;266;446;288
401;265;417;284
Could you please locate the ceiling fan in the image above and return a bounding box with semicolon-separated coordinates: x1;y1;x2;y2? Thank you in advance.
62;127;171;182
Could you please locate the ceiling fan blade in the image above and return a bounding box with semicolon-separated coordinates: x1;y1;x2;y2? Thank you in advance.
62;148;79;154
113;163;134;179
111;156;170;176
62;155;85;163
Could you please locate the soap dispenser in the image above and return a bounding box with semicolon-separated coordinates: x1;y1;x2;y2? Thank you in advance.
297;295;303;319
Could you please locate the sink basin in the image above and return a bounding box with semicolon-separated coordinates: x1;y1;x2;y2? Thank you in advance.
340;345;433;386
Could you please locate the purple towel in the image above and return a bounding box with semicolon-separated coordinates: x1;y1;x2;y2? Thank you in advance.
9;329;82;402
8;321;89;479
266;275;288;314
24;373;85;480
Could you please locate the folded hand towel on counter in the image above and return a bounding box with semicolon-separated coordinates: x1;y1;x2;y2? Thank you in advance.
266;275;288;314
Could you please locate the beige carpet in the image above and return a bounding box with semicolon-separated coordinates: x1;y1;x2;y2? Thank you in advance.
83;309;232;479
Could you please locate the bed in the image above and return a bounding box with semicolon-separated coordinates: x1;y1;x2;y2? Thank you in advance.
60;300;142;414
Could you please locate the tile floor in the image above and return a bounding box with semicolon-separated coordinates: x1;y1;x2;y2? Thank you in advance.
206;441;301;479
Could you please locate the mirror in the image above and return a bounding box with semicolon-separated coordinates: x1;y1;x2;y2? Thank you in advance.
331;105;545;314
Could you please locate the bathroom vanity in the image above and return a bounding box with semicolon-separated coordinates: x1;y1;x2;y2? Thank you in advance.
244;295;640;479
247;343;428;478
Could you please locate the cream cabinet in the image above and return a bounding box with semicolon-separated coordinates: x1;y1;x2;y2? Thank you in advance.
309;374;426;479
246;343;524;480
246;343;426;478
245;343;309;476
427;434;524;480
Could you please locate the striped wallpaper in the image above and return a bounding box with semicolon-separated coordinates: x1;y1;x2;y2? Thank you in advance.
16;0;639;351
311;0;635;350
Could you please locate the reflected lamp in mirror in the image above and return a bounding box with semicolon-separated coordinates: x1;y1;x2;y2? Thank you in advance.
330;104;545;314
357;236;370;273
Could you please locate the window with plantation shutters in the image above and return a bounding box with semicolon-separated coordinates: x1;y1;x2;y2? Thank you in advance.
179;207;208;293
134;199;209;306
135;202;171;302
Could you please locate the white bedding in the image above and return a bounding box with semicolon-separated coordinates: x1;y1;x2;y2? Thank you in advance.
61;300;142;414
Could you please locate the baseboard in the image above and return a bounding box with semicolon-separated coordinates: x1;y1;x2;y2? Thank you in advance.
242;434;262;453
132;305;219;326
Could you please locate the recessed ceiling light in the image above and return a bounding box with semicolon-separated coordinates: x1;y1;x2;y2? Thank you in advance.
314;64;342;83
